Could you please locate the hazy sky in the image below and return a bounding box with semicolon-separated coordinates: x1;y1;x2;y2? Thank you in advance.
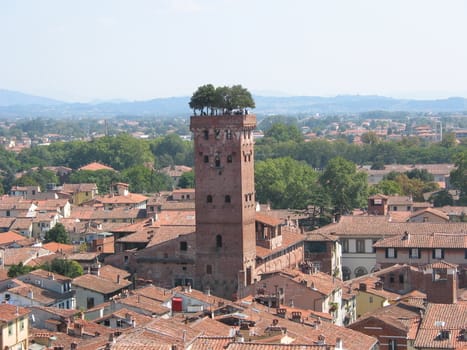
1;0;467;102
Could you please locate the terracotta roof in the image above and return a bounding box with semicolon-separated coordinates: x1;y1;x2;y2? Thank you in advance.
373;232;467;248
280;268;343;296
7;279;67;305
172;188;195;194
226;344;334;349
27;268;71;282
147;227;196;247
388;211;412;222
42;242;74;253
62;183;98;193
72;273;132;294
4;247;52;266
0;231;27;245
132;285;172;302
97;264;131;282
228;301;378;350
190;317;234;337
67;252;100;261
256;231;304;259
116;294;170;316
350;301;422;334
95;193;148;205
304;232;339;242
78;162;115;172
90;207;146;220
0;303;29;322
96;307;154;327
10;218;33;230
313;216;467;237
0;217;15;229
190;336;234;350
172;285;231;306
439;206;467;216
155;210;196;226
387;196;414;205
29;305;80;319
160;201;196;211
410;207;450;221
414;303;467;349
255;213;283;227
108;318;200;349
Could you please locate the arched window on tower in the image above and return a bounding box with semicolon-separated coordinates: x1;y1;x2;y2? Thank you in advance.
203;130;209;140
227;155;233;163
215;154;221;167
216;234;223;248
207;195;213;203
225;195;231;203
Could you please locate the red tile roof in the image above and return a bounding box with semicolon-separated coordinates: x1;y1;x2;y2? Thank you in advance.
0;231;27;245
0;304;29;322
78;162;115;172
314;216;467;237
72;273;132;294
374;232;467;248
414;303;467;349
42;242;74;253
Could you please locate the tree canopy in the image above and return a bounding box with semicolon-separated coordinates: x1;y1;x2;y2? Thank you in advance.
42;259;83;278
189;84;255;116
320;157;368;216
45;223;70;244
255;157;320;209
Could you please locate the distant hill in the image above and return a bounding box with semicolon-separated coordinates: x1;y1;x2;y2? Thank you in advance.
0;89;466;118
0;89;64;107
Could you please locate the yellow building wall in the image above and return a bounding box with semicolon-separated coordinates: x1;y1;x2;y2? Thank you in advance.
355;291;389;318
0;316;29;350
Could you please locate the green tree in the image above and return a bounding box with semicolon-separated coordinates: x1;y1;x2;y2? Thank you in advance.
255;157;319;209
361;131;379;145
69;169;121;194
370;180;402;196
8;262;35;277
45;223;70;244
450;151;467;204
189;84;216;115
13;167;58;190
178;170;195;188
320;157;368;216
439;132;457;148
189;84;255;115
264;123;303;143
430;190;454;207
121;165;172;193
42;259;83;278
150;134;192;167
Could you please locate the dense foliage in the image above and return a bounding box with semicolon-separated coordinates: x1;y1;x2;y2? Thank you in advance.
42;258;84;278
45;223;71;244
189;84;255;116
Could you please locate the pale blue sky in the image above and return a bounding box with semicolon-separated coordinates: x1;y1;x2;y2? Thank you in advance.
1;0;466;102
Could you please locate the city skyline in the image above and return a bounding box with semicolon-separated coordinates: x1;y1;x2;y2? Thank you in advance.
2;0;467;102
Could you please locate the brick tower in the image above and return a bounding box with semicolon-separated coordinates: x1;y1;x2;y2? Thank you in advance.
190;113;257;299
